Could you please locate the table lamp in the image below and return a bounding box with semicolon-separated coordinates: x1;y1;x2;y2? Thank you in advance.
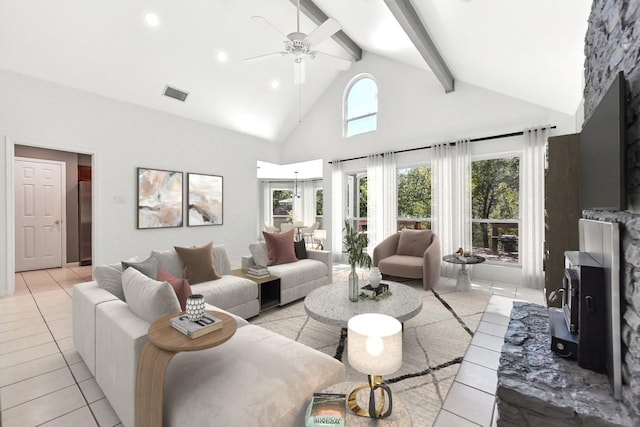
347;313;402;419
313;229;326;249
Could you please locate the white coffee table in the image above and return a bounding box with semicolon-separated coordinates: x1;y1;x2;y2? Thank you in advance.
304;282;423;328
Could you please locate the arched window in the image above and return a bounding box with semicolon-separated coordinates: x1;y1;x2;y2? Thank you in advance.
344;74;378;138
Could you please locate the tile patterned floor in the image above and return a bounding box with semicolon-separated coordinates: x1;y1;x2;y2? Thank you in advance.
0;266;545;426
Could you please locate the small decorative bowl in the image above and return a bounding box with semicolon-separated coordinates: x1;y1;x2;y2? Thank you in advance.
185;294;205;321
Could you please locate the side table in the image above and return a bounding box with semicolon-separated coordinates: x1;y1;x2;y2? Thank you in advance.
135;310;237;427
232;268;281;311
442;254;486;291
319;382;412;426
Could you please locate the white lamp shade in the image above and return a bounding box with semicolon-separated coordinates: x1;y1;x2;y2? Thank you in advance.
314;229;327;240
348;313;402;376
293;221;305;227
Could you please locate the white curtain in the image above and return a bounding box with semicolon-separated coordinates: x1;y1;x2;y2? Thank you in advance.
382;152;397;239
261;181;271;228
367;152;397;252
302;181;315;226
331;161;344;261
521;127;548;289
432;140;471;277
367;154;384;252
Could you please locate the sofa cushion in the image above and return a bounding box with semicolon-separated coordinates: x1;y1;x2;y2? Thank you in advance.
267;259;328;292
151;248;184;279
174;242;221;285
263;229;297;266
94;256;141;300
121;267;180;323
157;268;192;311
121;256;159;280
294;239;308;260
378;255;423;279
190;275;258;310
249;242;269;267
396;229;432;258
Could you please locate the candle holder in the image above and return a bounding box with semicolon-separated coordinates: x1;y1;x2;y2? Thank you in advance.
185;294;205;321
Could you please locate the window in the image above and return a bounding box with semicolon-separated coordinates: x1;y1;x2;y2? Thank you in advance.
344;75;378;138
271;189;293;229
397;166;432;230
315;188;323;228
346;173;367;233
471;157;520;263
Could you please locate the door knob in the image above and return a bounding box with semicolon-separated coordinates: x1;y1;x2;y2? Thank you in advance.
55;220;61;225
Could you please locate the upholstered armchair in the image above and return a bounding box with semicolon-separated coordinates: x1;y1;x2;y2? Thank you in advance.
373;229;441;289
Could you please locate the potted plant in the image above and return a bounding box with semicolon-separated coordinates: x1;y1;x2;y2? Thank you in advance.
343;220;372;301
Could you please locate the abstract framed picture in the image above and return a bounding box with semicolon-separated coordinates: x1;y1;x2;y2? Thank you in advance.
187;173;223;226
137;168;183;229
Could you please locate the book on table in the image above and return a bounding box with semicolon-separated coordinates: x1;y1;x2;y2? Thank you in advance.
305;393;346;427
170;313;223;339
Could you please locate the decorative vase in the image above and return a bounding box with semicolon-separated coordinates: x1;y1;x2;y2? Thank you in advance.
369;267;382;289
185;294;205;321
348;266;359;302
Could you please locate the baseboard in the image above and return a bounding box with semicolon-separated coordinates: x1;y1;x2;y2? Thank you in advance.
64;262;80;268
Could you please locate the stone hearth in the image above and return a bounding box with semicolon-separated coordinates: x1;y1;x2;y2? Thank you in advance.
496;302;633;426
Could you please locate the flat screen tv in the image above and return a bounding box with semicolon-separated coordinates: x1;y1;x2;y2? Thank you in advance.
580;71;626;211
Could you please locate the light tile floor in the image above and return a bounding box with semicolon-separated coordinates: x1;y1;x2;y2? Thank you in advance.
1;266;545;426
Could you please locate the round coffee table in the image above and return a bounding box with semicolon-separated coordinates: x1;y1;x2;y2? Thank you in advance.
304;282;423;328
442;254;486;292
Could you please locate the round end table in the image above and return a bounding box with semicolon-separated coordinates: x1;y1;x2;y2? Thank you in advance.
442;254;486;291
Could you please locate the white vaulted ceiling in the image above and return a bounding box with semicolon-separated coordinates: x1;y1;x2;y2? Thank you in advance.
0;0;590;142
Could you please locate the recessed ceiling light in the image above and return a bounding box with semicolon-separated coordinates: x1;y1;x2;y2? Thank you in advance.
216;51;228;63
270;80;280;89
144;12;159;27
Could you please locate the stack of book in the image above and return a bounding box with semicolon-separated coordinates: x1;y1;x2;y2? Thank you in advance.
305;393;346;427
247;265;270;279
170;313;223;339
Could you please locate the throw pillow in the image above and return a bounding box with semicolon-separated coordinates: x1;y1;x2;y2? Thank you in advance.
150;248;184;279
121;267;180;323
157;268;192;311
249;241;269;267
212;244;232;276
121;256;159;280
294;239;308;260
95;256;141;300
174;242;221;285
263;229;298;266
396;229;433;258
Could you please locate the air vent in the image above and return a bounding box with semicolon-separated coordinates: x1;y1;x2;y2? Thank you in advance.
163;85;189;102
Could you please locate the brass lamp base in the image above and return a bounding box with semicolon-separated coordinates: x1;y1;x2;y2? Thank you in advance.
348;375;393;419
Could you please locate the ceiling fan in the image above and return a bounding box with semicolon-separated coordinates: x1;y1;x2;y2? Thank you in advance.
245;0;352;85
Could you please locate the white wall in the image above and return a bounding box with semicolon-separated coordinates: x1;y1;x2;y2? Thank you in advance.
280;53;579;286
0;70;277;295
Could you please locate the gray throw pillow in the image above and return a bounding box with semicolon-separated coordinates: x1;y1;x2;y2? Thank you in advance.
150;248;184;279
249;242;269;267
121;256;159;280
121;268;180;323
95;256;141;300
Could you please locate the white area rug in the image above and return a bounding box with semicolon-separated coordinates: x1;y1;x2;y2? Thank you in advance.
251;276;492;426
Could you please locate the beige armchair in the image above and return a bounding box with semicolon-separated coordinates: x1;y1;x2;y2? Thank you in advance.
373;229;441;289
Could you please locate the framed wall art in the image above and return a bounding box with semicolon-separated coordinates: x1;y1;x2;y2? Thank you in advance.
187;173;223;226
137;168;183;229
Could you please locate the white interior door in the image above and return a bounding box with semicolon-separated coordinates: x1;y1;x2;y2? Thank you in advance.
15;158;64;272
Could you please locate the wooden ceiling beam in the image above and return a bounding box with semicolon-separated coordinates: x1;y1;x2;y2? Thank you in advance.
383;0;455;92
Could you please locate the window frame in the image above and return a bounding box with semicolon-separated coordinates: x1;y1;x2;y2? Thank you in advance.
343;73;378;138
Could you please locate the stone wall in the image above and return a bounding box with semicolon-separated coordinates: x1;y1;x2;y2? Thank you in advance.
583;0;640;418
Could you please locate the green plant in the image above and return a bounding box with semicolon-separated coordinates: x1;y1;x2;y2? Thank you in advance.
343;220;372;270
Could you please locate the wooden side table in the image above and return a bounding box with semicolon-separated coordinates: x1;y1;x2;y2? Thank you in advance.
232;268;281;311
135;310;237;427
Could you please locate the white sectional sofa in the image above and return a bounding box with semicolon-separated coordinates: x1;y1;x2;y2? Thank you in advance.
73;244;345;427
241;248;333;305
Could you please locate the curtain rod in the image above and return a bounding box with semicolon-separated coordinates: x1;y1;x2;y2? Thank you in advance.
328;125;557;164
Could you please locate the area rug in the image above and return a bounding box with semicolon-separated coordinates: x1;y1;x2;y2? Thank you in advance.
250;275;492;426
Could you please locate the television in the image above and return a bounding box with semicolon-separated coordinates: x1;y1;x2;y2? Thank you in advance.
580;71;626;211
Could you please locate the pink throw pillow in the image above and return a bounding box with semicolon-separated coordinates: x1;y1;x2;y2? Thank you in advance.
157;268;192;311
263;229;298;266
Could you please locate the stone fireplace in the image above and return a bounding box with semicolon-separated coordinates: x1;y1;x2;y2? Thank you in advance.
583;0;640;418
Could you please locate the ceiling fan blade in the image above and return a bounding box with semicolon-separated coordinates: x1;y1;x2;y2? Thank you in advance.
315;51;352;71
304;18;341;46
294;60;306;85
250;16;289;40
244;51;288;63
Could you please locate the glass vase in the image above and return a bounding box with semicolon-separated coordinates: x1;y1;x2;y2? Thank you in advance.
348;266;359;302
